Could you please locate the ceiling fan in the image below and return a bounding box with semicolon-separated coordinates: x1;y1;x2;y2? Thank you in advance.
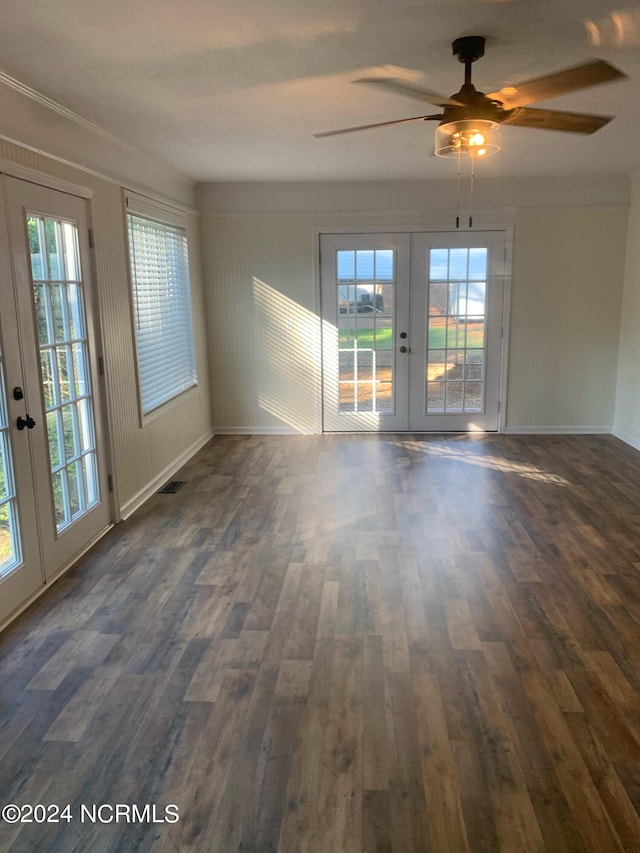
314;36;628;155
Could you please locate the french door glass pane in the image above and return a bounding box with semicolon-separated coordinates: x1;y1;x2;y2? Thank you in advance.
0;348;21;577
28;214;100;533
425;247;488;414
336;248;395;413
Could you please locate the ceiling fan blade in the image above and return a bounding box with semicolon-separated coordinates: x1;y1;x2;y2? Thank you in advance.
502;106;613;134
355;77;463;107
314;114;443;138
487;59;627;109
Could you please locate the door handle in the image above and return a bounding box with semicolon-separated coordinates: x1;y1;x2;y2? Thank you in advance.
17;414;36;431
399;345;408;353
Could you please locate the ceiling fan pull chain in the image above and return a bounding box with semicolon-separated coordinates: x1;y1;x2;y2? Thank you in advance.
456;148;462;228
469;156;475;229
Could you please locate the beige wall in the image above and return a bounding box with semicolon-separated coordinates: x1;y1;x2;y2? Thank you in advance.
507;207;627;431
614;173;640;449
201;215;322;433
0;138;213;517
200;182;628;434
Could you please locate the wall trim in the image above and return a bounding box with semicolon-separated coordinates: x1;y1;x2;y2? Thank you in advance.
214;426;319;435
0;130;197;213
0;71;195;208
612;427;640;452
0;157;95;198
504;425;612;434
120;428;215;520
196;176;630;215
0;70;137;149
199;204;629;220
192;425;619;437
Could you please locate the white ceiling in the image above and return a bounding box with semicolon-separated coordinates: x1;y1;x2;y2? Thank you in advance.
1;0;639;183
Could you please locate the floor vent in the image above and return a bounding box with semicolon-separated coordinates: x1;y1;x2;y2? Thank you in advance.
158;480;187;494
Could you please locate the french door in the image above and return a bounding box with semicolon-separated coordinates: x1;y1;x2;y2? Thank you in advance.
0;175;111;626
321;233;411;431
320;230;507;432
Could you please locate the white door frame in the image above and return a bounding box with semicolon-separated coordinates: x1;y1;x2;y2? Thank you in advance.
0;165;114;627
0;190;43;618
320;232;412;432
409;230;508;432
316;224;512;433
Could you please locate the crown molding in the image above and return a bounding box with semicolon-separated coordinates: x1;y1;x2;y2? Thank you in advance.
0;70;146;155
0;70;195;206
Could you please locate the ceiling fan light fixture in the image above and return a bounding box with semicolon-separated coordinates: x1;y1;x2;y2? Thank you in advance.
435;119;501;158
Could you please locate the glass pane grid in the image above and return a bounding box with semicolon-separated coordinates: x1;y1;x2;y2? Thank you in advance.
50;444;95;474
29;214;101;532
426;247;488;415
337;249;394;414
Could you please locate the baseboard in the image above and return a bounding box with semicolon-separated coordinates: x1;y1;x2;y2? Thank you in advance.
612;427;640;452
504;425;612;435
120;428;215;520
213;425;319;435
216;424;614;437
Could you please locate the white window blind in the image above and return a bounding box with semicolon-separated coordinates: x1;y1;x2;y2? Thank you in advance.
126;194;197;416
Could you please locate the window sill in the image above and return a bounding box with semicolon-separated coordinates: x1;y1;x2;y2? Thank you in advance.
139;383;199;428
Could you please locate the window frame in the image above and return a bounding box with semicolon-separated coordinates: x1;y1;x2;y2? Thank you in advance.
124;190;198;424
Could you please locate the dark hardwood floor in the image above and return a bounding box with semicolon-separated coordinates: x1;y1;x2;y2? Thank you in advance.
3;433;640;852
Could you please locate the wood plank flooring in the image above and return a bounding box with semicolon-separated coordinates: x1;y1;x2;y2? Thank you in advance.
2;433;640;851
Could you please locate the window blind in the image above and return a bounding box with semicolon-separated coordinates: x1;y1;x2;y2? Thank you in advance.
126;202;197;416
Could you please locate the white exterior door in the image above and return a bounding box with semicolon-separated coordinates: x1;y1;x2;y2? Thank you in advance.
321;233;411;431
0;215;42;622
0;176;111;626
409;231;507;431
321;230;507;433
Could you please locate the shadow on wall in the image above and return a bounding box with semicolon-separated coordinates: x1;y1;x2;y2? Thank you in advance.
252;277;322;433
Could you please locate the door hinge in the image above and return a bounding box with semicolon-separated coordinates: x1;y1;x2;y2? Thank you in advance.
108;474;113;492
98;355;104;376
498;400;501;413
88;229;95;249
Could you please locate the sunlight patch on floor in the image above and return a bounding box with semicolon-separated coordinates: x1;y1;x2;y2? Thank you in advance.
392;438;571;486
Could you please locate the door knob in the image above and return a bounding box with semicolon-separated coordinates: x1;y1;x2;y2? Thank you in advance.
399;345;408;353
17;414;36;431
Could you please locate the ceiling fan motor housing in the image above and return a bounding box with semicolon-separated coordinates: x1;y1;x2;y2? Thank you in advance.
452;36;486;65
444;36;512;126
440;98;511;125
